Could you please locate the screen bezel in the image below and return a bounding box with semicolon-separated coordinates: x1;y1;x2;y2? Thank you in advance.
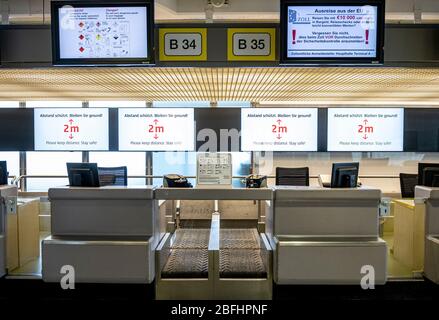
280;0;385;65
51;0;154;66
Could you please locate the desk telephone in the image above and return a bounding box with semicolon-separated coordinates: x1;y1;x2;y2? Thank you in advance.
163;174;193;188
245;175;267;188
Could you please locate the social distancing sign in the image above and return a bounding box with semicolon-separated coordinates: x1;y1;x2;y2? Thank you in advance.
159;28;207;61
227;28;276;61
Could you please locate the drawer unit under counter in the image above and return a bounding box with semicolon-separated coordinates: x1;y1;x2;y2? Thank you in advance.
273;237;387;285
42;235;157;284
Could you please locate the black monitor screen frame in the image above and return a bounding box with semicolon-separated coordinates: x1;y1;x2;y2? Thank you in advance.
67;162;100;187
330;162;359;188
51;0;154;66
0;161;7;185
280;0;385;65
418;163;439;187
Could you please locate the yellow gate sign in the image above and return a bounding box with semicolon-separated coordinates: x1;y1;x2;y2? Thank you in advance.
159;28;207;61
227;28;276;61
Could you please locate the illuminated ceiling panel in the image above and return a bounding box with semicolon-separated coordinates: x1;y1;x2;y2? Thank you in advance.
0;67;438;105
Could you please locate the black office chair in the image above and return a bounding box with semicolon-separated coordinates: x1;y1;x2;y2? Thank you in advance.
275;167;309;186
98;166;128;186
399;173;418;198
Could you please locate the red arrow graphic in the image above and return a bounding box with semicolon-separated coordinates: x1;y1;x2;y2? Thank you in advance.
277;134;282;140
363;134;368;140
69;119;74;124
277;119;282;125
69;134;73;140
153;134;159;139
153;119;159;124
364;119;368;125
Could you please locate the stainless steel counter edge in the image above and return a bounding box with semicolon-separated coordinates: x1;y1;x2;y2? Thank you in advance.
155;187;273;200
48;186;156;200
46;185;385;201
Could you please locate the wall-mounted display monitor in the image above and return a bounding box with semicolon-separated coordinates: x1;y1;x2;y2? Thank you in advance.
0;109;34;151
327;108;404;152
404;109;439;152
118;108;195;151
34;108;109;151
51;1;154;65
195;108;241;152
280;0;385;64
241;108;318;151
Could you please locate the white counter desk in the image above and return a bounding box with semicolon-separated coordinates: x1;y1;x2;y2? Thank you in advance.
42;186;162;284
415;186;439;284
267;186;387;285
0;185;17;278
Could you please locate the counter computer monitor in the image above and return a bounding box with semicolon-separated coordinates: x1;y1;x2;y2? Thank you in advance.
330;162;359;188
67;163;100;187
418;163;439;187
0;161;8;185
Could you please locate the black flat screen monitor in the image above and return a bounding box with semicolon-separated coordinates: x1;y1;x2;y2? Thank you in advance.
280;0;385;65
418;163;439;187
0;161;8;185
51;1;154;66
330;162;359;188
67;162;100;187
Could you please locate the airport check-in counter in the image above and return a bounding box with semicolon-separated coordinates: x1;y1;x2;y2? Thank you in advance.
415;186;439;284
42;186;162;283
267;186;387;285
0;186;18;278
154;187;273;300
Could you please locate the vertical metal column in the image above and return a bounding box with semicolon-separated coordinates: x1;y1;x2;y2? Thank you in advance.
250;102;259;175
82;101;89;163
146;151;153;186
146;102;153;185
1;0;10;25
19;101;26;191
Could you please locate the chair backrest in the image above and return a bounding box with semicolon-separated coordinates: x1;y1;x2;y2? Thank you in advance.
98;166;128;186
275;167;309;186
399;173;418;198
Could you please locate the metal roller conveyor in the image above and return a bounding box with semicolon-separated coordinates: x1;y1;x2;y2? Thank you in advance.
219;228;267;278
155;188;273;300
161;229;210;279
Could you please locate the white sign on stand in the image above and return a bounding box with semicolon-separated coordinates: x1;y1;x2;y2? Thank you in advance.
197;153;232;187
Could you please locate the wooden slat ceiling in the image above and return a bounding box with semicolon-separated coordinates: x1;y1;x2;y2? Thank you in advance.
0;67;439;105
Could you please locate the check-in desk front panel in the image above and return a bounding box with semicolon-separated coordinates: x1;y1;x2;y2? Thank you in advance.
43;186;159;284
43;236;155;283
270;187;387;285
0;186;18;278
273;187;381;237
49;187;156;236
416;186;439;284
274;238;387;284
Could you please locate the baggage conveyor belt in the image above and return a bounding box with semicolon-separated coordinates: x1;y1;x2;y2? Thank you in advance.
161;228;267;279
